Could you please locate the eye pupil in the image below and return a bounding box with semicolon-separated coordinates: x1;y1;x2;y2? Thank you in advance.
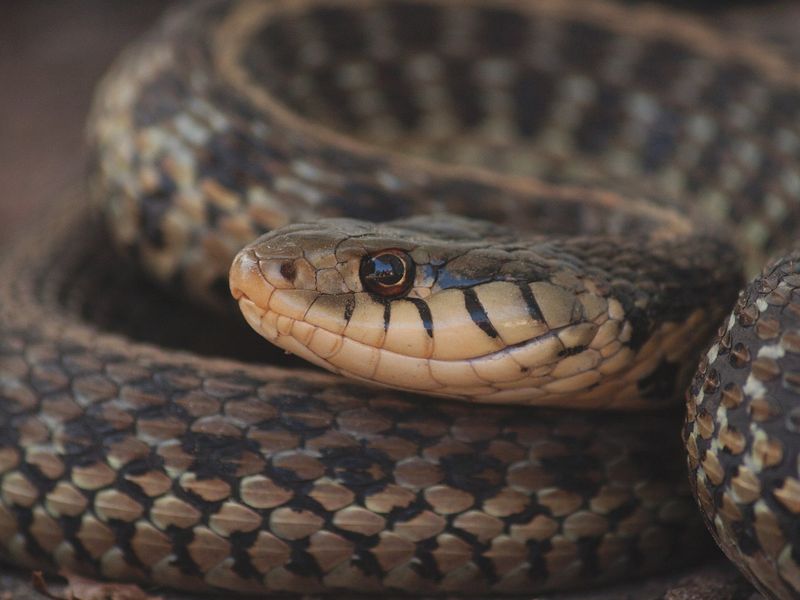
360;250;414;297
370;254;404;285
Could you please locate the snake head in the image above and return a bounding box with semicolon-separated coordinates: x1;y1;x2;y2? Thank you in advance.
230;217;685;408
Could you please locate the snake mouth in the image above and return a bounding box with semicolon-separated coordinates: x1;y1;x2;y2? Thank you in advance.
229;247;666;409
231;248;449;392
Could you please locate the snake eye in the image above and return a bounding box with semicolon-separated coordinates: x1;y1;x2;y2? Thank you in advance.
359;249;415;297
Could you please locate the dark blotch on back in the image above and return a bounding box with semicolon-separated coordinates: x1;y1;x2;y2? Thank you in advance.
250;20;300;72
732;522;761;557
702;62;758;109
479;7;526;54
634;39;695;92
444;59;485;128
514;69;555;138
641;109;681;172
133;74;187;128
574;86;624;154
139;186;174;248
376;60;422;130
324;183;410;221
559;20;613;72
310;67;360;129
389;1;441;48
314;6;366;56
611;286;650;351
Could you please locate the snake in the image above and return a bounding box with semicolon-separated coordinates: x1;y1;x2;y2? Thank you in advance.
1;0;800;597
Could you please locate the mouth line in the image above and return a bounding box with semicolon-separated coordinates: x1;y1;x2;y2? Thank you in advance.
235;289;580;371
233;282;641;408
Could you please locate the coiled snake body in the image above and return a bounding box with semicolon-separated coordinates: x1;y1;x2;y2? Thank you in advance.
2;0;800;597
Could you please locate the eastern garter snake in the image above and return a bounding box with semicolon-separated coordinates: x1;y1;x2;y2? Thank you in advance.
1;1;800;598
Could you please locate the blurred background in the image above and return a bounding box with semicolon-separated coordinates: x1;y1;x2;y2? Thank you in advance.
0;0;798;598
1;0;798;243
0;1;171;240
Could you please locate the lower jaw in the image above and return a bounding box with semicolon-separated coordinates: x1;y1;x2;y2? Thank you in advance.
236;299;648;409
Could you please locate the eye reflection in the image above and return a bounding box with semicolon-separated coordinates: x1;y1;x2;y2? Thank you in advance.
359;249;415;297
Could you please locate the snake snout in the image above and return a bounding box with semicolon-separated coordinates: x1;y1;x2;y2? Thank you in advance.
230;249;271;305
229;248;277;333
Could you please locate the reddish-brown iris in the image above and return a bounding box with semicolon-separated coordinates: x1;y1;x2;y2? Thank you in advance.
359;249;415;298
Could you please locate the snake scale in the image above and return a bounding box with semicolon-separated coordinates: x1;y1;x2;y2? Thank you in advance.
2;0;800;597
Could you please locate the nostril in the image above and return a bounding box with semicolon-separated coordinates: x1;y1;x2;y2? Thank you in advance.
280;261;297;282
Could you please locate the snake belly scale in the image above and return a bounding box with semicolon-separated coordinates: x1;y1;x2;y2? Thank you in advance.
2;0;800;597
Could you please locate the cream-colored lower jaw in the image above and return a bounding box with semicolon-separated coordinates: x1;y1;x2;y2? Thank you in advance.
237;295;337;374
234;295;659;410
